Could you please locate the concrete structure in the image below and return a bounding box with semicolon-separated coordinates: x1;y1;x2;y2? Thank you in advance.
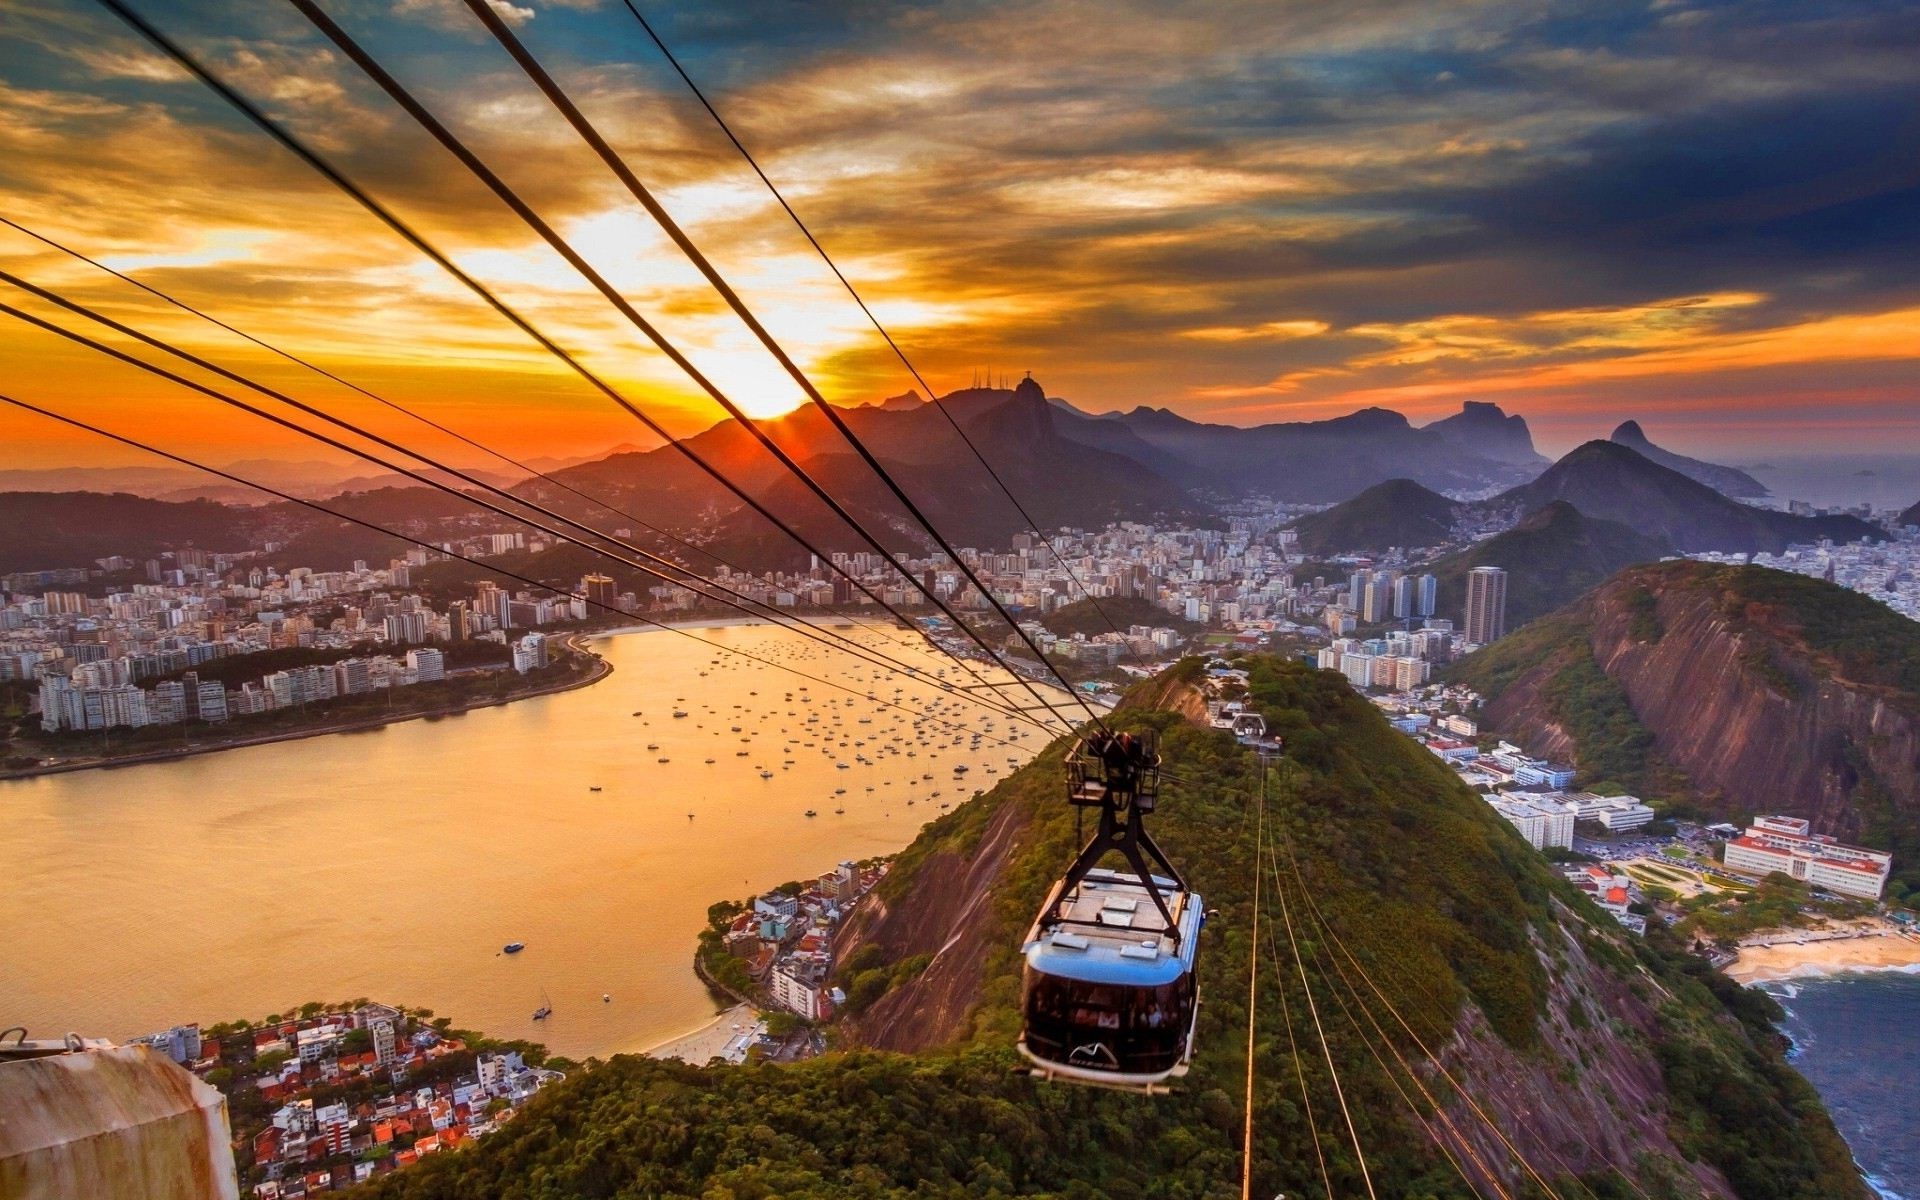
1490;796;1575;849
1561;792;1657;832
770;958;829;1020
0;1041;238;1200
1722;815;1892;899
1464;566;1508;645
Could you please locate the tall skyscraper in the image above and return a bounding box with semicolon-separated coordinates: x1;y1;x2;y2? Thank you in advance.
1362;571;1394;623
582;573;617;612
1391;574;1415;620
1465;566;1508;645
1416;573;1438;618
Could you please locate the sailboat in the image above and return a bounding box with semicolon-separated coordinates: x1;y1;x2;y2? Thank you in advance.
532;987;553;1021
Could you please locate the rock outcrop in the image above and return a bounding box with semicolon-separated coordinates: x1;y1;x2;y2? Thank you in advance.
1477;562;1920;847
1610;420;1769;498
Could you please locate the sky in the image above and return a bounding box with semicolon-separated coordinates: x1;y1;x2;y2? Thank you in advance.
1;0;1917;476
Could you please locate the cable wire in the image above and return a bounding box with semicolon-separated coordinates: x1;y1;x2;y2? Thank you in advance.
0;282;1065;734
281;0;1079;734
1263;837;1501;1200
90;0;1049;726
615;0;1146;658
1241;770;1265;1200
1;212;728;578
1270;776;1598;1200
444;0;1109;730
2;213;1010;691
1268;775;1379;1200
1253;756;1333;1200
0;392;1060;757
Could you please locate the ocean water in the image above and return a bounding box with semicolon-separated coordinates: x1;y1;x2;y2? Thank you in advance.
0;622;1061;1059
1742;455;1920;513
1759;971;1920;1198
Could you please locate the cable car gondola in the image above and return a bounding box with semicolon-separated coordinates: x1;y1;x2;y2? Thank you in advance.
1018;729;1204;1093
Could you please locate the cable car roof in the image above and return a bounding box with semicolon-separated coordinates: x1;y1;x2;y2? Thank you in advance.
1023;869;1203;987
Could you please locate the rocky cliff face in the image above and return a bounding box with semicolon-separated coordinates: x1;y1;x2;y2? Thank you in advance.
1482;563;1920;844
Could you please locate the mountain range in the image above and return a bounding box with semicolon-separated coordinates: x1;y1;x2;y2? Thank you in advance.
1287;438;1873;571
1488;441;1874;554
0;382;1883;582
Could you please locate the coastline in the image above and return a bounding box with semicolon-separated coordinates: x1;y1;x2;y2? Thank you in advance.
642;1002;763;1064
1726;924;1920;984
1;633;613;781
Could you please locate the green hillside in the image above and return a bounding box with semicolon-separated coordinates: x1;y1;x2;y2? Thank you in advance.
1039;595;1201;639
1427;501;1673;632
1289;477;1460;557
350;657;1862;1200
1448;562;1920;897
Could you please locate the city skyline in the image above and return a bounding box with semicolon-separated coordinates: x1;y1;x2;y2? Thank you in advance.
3;0;1918;473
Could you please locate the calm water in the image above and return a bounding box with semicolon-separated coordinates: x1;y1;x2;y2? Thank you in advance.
0;622;1060;1059
1761;972;1920;1198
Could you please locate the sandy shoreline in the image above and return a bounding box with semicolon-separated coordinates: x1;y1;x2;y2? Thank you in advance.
1727;927;1920;984
643;1002;764;1064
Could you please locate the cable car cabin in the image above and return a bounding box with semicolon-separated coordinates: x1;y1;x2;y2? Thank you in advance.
1019;729;1202;1093
1019;868;1203;1091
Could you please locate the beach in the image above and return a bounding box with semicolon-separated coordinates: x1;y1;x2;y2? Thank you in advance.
645;1003;764;1065
1726;924;1920;984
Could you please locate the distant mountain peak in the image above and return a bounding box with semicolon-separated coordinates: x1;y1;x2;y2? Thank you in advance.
1423;401;1545;465
873;391;924;412
1496;440;1870;554
1606;420;1768;498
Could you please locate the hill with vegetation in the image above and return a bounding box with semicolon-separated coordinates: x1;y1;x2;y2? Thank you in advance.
348;656;1862;1200
1288;478;1460;557
1425;501;1673;631
1490;442;1874;553
1450;562;1920;902
1038;595;1200;640
1899;499;1920;528
0;491;258;572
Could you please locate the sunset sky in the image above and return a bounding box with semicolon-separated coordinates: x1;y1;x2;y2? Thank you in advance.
2;0;1917;475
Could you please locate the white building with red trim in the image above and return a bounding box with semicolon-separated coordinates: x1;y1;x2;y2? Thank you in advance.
1722;815;1892;900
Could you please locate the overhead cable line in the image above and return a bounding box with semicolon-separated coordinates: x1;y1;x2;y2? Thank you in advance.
0;283;1063;735
1267;773;1379;1200
0;392;1058;757
615;0;1147;658
441;0;1109;731
0;264;1055;731
89;0;1050;728
1263;841;1501;1200
0;213;959;676
1278;824;1615;1200
1;213;739;580
1241;774;1266;1200
1253;756;1334;1200
0;295;1067;741
279;0;1081;734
